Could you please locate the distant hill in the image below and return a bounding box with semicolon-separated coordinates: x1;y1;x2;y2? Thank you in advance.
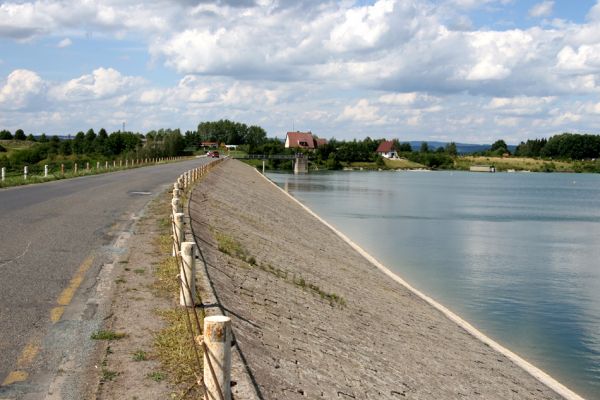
407;141;517;154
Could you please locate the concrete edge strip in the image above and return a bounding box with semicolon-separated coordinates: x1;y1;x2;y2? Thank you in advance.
252;165;583;400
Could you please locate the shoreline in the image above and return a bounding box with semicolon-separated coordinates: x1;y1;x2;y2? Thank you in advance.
258;168;583;400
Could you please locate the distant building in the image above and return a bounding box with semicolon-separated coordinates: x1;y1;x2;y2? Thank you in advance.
376;140;398;159
470;165;496;173
285;131;327;150
201;141;219;148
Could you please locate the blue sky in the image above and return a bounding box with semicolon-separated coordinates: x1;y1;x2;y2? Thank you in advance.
1;0;600;144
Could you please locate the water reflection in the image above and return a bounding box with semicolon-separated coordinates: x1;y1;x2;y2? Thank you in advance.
269;170;600;399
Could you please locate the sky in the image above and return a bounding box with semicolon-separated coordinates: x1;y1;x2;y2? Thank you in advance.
1;0;600;144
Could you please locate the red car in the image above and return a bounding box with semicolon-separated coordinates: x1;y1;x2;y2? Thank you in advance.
207;151;220;158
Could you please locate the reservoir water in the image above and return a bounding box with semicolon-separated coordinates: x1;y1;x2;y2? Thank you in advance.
267;170;600;399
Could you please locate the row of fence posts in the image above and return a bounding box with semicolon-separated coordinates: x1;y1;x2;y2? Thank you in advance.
170;158;230;400
0;157;188;183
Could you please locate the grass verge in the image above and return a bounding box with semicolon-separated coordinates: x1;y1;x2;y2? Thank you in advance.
151;191;204;399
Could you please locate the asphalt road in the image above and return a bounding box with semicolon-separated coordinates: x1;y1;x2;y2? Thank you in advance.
0;158;211;399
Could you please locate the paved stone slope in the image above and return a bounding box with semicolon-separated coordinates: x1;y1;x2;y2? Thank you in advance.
189;160;564;400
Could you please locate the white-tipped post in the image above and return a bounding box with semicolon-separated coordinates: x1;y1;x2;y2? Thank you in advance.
173;188;181;198
24;166;28;180
203;315;232;400
97;161;100;170
179;242;197;307
44;164;48;177
173;212;184;257
172;197;182;215
105;161;108;169
1;167;5;182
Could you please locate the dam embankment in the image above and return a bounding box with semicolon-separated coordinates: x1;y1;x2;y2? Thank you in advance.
189;159;569;400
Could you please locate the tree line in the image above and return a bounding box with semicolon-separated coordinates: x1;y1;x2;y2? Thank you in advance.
515;133;600;160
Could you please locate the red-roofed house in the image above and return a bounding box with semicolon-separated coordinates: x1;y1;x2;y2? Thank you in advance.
376;140;398;159
285;131;316;149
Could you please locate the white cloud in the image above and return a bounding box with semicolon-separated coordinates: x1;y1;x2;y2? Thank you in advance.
338;99;386;124
0;69;44;110
2;0;600;141
529;1;554;18
50;68;144;101
379;93;419;105
487;96;555;115
57;37;72;48
556;44;600;73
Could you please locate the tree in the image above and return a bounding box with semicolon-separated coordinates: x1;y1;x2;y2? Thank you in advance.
26;134;36;141
420;142;429;153
0;130;12;140
38;133;49;143
398;142;412;152
445;142;458;156
490;139;509;155
14;129;26;140
72;131;85;154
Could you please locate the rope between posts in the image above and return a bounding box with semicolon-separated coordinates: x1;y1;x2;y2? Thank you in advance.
171;158;227;400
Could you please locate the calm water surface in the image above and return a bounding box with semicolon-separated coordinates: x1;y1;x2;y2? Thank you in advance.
268;170;600;399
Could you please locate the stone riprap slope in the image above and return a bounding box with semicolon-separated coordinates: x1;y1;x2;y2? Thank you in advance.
189;160;564;400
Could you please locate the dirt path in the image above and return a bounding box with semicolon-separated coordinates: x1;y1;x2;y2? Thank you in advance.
189;159;566;400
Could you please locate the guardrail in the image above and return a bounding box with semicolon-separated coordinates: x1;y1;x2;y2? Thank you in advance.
169;157;232;400
0;157;188;188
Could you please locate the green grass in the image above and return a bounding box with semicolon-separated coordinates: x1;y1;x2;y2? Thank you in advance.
215;229;346;308
146;371;166;382
454;155;577;172
101;368;119;382
216;232;246;259
133;268;145;274
150;190;204;398
133;350;148;361
383;158;428;169
153;308;203;385
91;330;127;340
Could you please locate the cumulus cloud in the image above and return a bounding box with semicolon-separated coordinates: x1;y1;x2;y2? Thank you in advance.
0;69;45;110
57;37;72;48
50;68;145;101
3;0;600;140
338;99;387;124
529;1;554;18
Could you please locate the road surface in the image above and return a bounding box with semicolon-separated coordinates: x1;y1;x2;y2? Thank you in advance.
0;158;211;399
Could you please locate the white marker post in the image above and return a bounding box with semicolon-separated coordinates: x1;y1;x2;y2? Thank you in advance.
203;316;232;400
24;166;28;180
44;165;48;177
173;212;184;257
1;167;5;182
172;197;182;215
179;242;197;307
